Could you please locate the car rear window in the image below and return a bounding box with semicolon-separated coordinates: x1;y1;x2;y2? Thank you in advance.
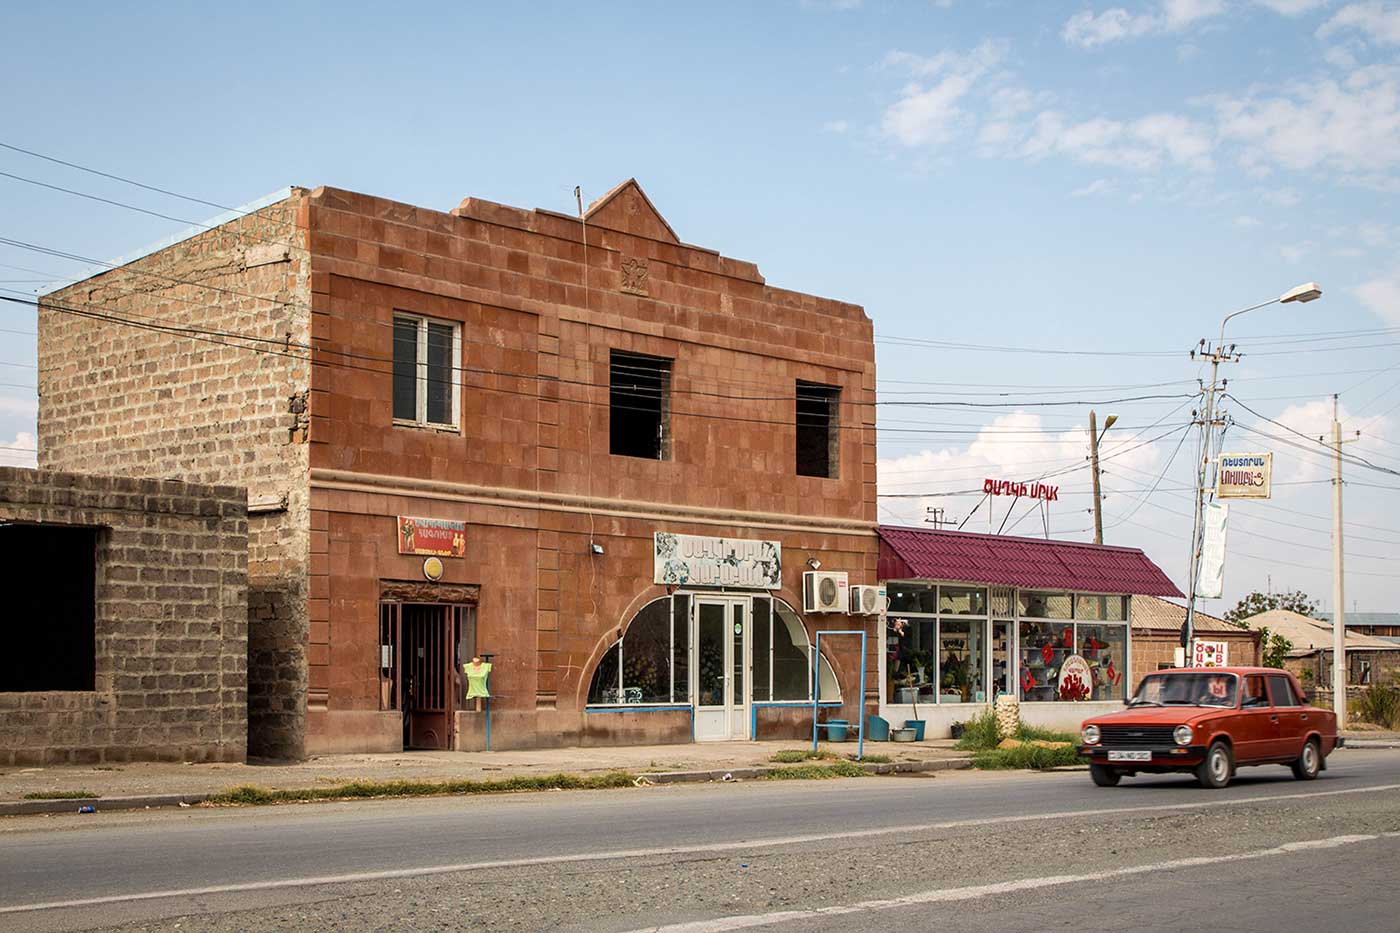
1267;674;1301;707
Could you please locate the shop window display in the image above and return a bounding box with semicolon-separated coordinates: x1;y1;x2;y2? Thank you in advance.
1074;594;1128;621
939;586;987;616
991;621;1012;700
1018;620;1075;701
1077;623;1127;701
587;598;687;705
887;582;937;614
1020;591;1072;620
938;619;985;702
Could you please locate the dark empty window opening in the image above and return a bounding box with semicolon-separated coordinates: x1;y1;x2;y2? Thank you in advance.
0;524;98;691
796;381;840;478
610;351;672;459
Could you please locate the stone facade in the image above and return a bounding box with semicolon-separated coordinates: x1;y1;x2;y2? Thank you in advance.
38;197;311;759
38;178;879;756
0;468;247;765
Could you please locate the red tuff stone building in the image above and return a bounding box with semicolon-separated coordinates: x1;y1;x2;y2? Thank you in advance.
39;180;879;757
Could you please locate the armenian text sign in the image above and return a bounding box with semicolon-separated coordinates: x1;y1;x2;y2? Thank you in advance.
1193;640;1229;667
653;533;782;589
1217;453;1272;499
983;479;1059;501
397;516;467;558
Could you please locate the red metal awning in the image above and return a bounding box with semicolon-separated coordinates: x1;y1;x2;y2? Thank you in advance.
878;525;1183;598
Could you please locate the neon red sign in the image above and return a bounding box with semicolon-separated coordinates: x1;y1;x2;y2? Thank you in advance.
983;479;1059;501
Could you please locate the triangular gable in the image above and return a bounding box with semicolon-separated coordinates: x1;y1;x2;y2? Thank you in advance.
585;179;680;244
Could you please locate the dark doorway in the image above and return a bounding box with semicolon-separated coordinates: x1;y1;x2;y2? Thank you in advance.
0;523;98;691
382;603;474;750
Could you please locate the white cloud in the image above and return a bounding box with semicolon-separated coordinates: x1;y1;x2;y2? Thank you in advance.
822;119;850;134
1259;186;1303;206
1353;269;1400;322
1062;0;1227;47
0;395;37;418
1254;0;1330;13
1279;240;1315;261
1213;65;1400;178
1318;2;1400;44
1022;110;1214;170
1070;178;1116;197
1234;214;1262;226
880;41;1008;147
0;431;36;468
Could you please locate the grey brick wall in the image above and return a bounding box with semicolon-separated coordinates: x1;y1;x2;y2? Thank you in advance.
37;195;310;759
0;468;248;765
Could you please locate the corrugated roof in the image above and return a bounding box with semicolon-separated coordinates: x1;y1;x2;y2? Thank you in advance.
1317;611;1400;627
1241;609;1400;653
877;525;1183;597
1130;595;1244;634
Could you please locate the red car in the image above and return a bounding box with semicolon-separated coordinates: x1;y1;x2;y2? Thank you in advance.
1078;667;1341;788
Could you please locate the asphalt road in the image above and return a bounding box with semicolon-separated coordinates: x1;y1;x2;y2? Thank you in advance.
2;749;1398;932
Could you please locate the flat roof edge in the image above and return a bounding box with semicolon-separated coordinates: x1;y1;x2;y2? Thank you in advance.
38;186;296;296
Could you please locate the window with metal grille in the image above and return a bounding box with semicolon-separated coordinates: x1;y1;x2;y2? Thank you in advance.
393;313;460;429
610;350;671;459
796;381;839;478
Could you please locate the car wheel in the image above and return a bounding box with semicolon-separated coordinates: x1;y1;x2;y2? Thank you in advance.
1291;738;1321;781
1089;764;1121;787
1195;741;1232;789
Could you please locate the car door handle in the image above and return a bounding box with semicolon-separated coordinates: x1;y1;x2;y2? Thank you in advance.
1270;715;1279;722
1301;714;1308;721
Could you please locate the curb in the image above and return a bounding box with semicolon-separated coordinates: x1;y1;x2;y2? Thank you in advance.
1340;742;1400;750
642;756;974;784
0;759;976;815
0;793;209;818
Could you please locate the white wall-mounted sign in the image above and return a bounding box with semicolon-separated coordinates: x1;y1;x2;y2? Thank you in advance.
1193;640;1229;667
653;533;782;589
1218;453;1272;499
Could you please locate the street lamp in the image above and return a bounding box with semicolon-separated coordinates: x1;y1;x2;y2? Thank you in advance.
1181;282;1323;660
1089;411;1118;545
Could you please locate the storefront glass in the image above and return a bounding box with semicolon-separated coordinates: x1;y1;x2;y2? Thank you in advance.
587;597;689;706
991;620;1012;701
772;602;812;701
938;618;984;702
1077;623;1128;701
1020;591;1072;619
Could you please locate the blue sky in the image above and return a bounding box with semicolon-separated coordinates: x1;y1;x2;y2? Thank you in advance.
1;1;1398;615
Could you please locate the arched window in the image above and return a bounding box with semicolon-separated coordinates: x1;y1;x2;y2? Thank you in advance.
587;597;689;706
753;599;840;702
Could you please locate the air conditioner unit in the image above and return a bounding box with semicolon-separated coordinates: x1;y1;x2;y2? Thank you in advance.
849;584;884;616
803;571;848;613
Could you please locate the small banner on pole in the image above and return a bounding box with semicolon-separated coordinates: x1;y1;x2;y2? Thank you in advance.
1217;453;1272;499
1196;501;1229;599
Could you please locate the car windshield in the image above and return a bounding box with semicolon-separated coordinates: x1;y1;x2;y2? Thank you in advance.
1130;672;1238;708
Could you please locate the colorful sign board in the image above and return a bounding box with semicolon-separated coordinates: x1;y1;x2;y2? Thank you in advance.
396;516;467;558
983;479;1059;501
1193;640;1229;668
1217;453;1272;499
653;533;782;589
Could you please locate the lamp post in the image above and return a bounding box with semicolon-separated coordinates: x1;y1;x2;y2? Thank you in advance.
1181;283;1322;662
1089;411;1117;545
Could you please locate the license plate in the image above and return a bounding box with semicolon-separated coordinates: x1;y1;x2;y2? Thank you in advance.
1108;750;1152;762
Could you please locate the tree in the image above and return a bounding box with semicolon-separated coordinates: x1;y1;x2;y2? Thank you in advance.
1256;625;1294;670
1223;590;1319;628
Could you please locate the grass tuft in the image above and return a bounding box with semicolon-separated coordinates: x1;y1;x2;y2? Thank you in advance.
970;744;1081;771
768;747;840;763
207;771;638;806
759;760;868;780
22;790;100;800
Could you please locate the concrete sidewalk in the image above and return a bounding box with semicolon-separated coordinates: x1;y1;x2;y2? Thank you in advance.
0;740;971;816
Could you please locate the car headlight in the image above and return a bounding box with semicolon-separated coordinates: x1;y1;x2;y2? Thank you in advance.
1174;725;1194;746
1081;724;1101;745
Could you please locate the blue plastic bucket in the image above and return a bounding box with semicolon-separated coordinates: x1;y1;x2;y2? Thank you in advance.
865;715;890;742
903;719;926;742
825;719;849;742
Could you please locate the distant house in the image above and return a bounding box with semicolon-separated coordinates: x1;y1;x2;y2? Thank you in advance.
1240;609;1400;690
1129;596;1260;689
1316;611;1400;641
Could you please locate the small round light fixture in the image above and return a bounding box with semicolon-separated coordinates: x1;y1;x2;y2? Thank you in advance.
423;556;445;581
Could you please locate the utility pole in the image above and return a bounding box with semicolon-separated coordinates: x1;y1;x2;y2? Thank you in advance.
1088;410;1117;545
1331;395;1347;729
1179;284;1324;662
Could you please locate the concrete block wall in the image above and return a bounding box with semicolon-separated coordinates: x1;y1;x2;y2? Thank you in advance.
0;468;247;765
37;196;312;760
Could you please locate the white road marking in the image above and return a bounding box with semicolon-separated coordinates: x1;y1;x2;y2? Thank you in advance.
3;780;1399;915
629;832;1400;932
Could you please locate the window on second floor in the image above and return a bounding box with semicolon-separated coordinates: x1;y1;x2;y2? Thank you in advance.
610;350;672;459
393;313;460;430
796;380;840;478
